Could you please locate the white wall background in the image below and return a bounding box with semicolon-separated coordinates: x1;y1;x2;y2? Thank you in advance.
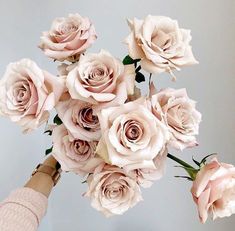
0;0;235;230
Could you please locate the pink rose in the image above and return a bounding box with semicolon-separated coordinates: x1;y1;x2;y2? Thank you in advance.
85;163;142;217
52;124;102;176
125;147;168;188
39;13;97;61
125;15;198;76
56;99;101;141
0;59;64;133
66;50;135;109
96;98;169;169
191;158;235;223
150;88;201;150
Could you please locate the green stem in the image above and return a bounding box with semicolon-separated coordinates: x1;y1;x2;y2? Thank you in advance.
149;73;152;87
167;153;198;180
167;153;194;169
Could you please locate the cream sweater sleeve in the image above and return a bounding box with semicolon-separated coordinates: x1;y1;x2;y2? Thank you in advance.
0;188;48;231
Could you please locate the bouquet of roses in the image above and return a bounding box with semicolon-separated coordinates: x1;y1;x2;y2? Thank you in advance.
1;13;235;223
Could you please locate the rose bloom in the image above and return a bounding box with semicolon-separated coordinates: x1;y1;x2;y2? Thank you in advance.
85;163;143;217
39;13;97;61
125;147;167;188
0;59;64;133
191;158;235;223
52;124;102;176
56;99;101;141
66;50;135;109
125;15;198;76
96;98;169;169
150;88;201;150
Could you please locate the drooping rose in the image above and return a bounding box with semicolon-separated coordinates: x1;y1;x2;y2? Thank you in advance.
96;98;169;169
125;15;198;76
150;88;201;150
56;99;101;141
66;50;135;109
52;124;102;175
125;147;168;188
0;59;64;133
191;158;235;223
39;13;97;61
85;163;142;217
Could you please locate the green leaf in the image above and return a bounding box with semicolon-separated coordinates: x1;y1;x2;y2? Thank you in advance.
175;176;193;181
122;55;140;65
45;146;53;156
44;130;52;136
53;114;62;125
192;156;201;167
123;55;134;65
135;72;145;83
174;165;199;181
56;162;61;170
200;153;217;165
135;65;141;73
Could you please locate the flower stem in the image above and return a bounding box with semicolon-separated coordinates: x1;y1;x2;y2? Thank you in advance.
167;153;198;180
148;73;152;87
167;153;194;169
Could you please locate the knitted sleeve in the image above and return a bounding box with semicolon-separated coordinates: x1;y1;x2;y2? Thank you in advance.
0;187;48;231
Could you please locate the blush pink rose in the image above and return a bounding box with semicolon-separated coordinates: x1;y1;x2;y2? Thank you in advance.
191;158;235;223
96;98;169;169
125;147;168;188
56;99;101;141
0;59;64;133
52;124;102;176
85;163;142;217
66;50;135;109
125;15;198;76
39;13;97;61
150;88;201;150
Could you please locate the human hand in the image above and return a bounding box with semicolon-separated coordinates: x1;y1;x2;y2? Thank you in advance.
24;155;61;197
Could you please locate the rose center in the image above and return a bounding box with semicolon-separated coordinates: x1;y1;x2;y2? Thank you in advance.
12;80;32;107
78;107;99;131
151;29;173;52
124;120;143;142
60;22;78;34
91;68;105;79
73;140;89;155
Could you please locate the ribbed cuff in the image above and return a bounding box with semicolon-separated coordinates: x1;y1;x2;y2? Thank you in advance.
1;187;48;224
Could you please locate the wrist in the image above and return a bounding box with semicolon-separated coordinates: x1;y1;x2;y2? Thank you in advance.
25;172;54;197
32;163;61;186
43;155;58;168
25;158;61;197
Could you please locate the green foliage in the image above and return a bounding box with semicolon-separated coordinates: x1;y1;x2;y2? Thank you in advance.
122;55;140;65
200;153;217;166
192;156;201;167
44;130;52;136
45;146;53;155
53;114;62;125
135;72;145;83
